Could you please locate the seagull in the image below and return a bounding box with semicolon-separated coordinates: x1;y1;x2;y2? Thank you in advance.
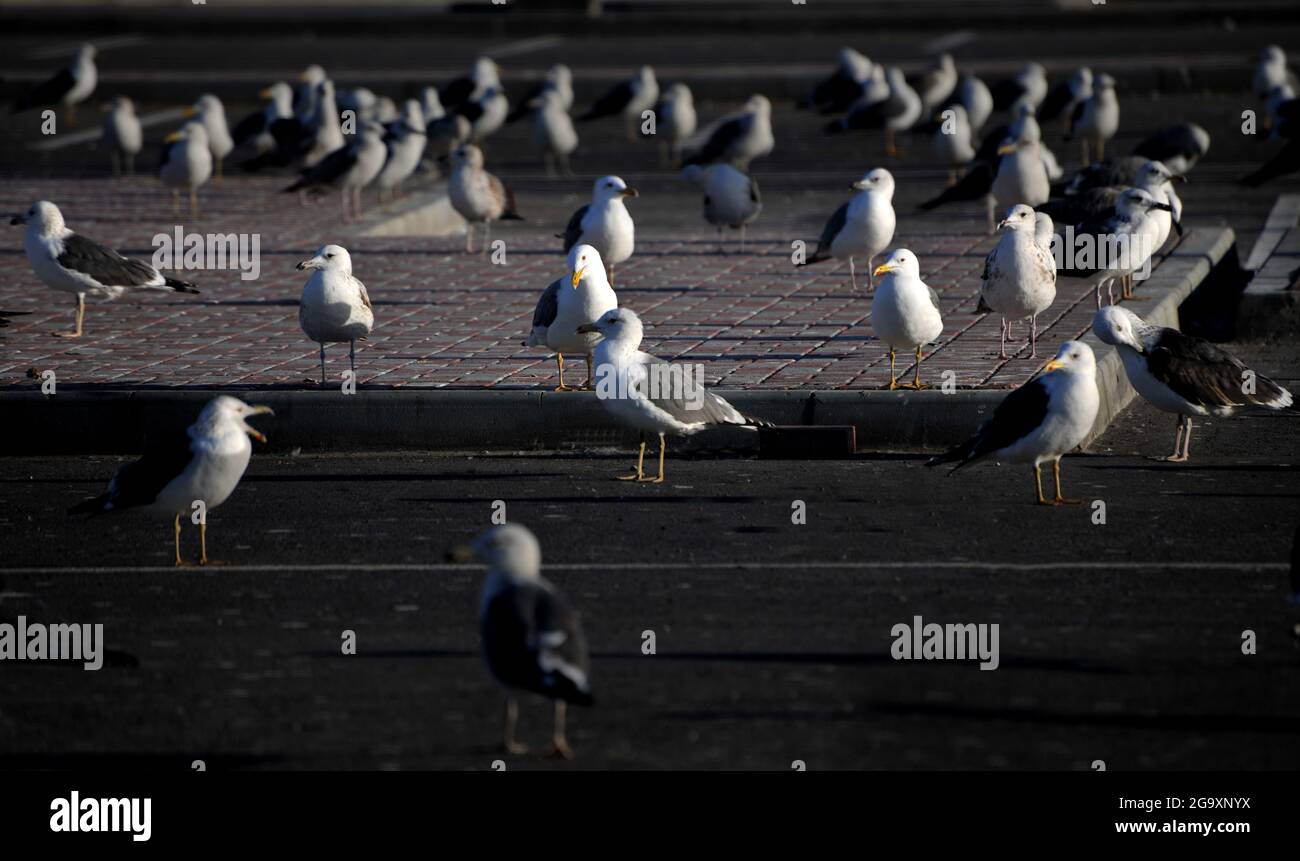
506;63;574;124
913;54;959;117
231;81;294;155
979;205;1057;359
442;57;501;116
375;100;427;202
69;396;273;566
826;68;920;156
11;201;199;338
927;341;1100;505
452;523;592;758
102;96;142;176
578;307;771;482
461;85;509;144
12;43;96;126
160;121;213;217
1066;73;1119;165
192;94;234;182
526;243;618;391
802;48;873;114
1038;67;1092;128
532;89;578;176
681;95;774;169
953;73;993;133
798;168;896;290
296;244;374;386
447;144;524;253
302;80;345;170
871;249;944;389
933;103;976;185
1060;187;1172;306
990;133;1051;231
560;176;637;282
1092;306;1294;462
1039;159;1185;257
1057;154;1151;196
681;163;761;253
293;64;328;121
1133;122;1211;175
1253;45;1294;100
655;83;697;165
577;66;659;142
990;62;1048;113
427;113;472;164
281;122;387;221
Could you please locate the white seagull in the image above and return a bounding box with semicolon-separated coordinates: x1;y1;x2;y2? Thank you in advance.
375;100;427;202
871;249;945;389
447;143;524;253
577;308;771;483
990;132;1051;231
1092;306;1294;462
11;200;199;338
933;103;976;185
231;81;293;155
282;122;387;222
454;523;593;759
655;83;697;165
532;89;578;176
192;94;234;182
12;43;97;126
560;175;637;282
527;243;618;391
296;244;374;385
577;66;659;142
159;121;213;218
70;396;273;566
928;341;1100;506
979;205;1057;359
799;167;896;289
1067;73;1119;165
681;163;762;253
681;95;774;169
102;96;142;176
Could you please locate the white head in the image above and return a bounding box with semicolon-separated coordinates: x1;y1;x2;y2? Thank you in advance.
746;94;771;115
296;244;353;275
577;306;643;347
873;248;921;281
263;81;294;114
1095;73;1116;91
1091;305;1152;352
1071;66;1094;93
998;204;1037;232
1034;211;1055;243
421;86;444;118
1022;62;1047;81
638;65;657;85
937;53;956;74
401;99;424;128
300;64;327;86
466;523;542;580
1116;187;1170;217
107;95;135;115
1261;45;1286;66
1041;340;1096;377
166;120;209;148
450;143;484;169
194;395;274;444
77;43;97;62
10;200;67;236
593;175;638;202
473;57;501;85
566;243;607;289
665;82;693;103
1136;159;1184;188
194;93;224;119
851;167;895;197
548;64;572;87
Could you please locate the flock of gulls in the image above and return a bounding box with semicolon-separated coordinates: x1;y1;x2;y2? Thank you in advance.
9;41;1299;757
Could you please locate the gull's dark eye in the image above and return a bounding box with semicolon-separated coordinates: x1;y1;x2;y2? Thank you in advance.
326;253;334;259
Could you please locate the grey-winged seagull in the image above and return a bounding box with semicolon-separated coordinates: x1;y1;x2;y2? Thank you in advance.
798;167;896;289
102;96;142;176
577;66;659;142
297;244;374;385
1066;73;1119;165
527;243;618;392
11;200;199;338
560;176;637;282
282;121;387;221
192;94;234;182
928;341;1100;505
1092;306;1294;462
682;95;774;169
160;121;213;218
655;83;697;165
69;396;273;566
447;143;524;253
979;205;1057;359
872;249;944;389
577;308;771;483
532;89;578;176
12;43;97;126
681;163;761;253
452;523;592;759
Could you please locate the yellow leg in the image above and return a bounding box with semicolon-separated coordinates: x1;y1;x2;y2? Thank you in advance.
887;349;899;390
617;439;647;481
1034;465;1049;505
199;521;209;564
173;513;185;566
902;345;927;390
56;293;85;338
1051;460;1082;504
640;433;666;483
554;353;575;392
607;264;615;287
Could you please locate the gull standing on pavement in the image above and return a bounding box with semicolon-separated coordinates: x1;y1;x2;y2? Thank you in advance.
102;96;142;176
297;244;374;386
533;89;579;176
1066;73;1119;165
526;243;618;391
193;94;234;182
12;43;97;126
871;249;944;389
375;100;427;203
681;95;774;169
798;168;896;289
560;176;637;282
282;121;387;222
681;163;761;253
159;121;213;218
655;83;697;165
978;205;1057;359
577;66;659;142
447;143;524;253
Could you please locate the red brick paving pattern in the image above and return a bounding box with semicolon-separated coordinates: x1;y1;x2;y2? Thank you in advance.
0;176;1158;391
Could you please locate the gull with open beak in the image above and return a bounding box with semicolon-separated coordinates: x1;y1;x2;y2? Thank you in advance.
559;176;638;285
871;249;944;389
928;341;1099;505
526;243;617;391
69;396;273;566
297;244;374;386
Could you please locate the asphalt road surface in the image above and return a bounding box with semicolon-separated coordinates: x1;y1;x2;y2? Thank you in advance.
0;336;1296;770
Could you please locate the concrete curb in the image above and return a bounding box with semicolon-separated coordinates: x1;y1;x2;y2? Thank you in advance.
0;228;1235;456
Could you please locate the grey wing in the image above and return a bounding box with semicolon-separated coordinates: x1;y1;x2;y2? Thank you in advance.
58;233;160;287
639;355;754;427
813;202;849;257
928;285;941;310
531;277;562;329
562;204;589;252
749;175;761;205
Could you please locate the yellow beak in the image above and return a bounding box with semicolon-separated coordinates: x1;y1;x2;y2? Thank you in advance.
997;143;1016;156
873;263;895;277
1043;359;1065;372
259;87;273;99
181;106;198;118
570;267;585;288
163;131;183;143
